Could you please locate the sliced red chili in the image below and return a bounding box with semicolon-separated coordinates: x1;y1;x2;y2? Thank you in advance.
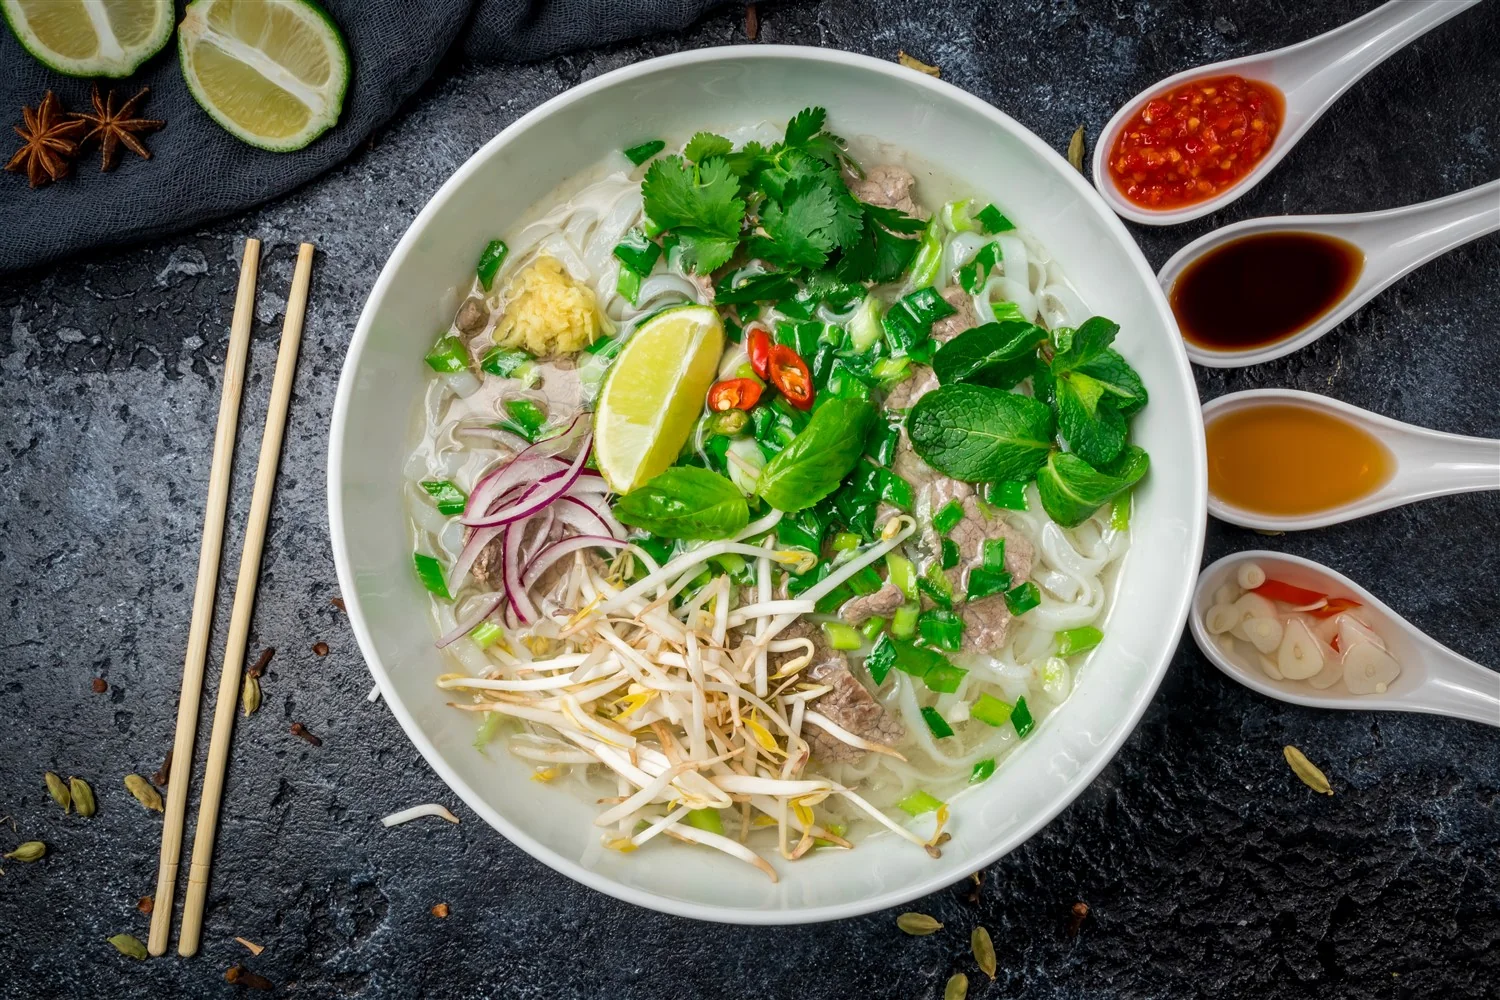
1329;633;1341;653
707;377;763;412
768;343;814;410
1307;596;1362;619
1252;579;1328;606
747;326;772;379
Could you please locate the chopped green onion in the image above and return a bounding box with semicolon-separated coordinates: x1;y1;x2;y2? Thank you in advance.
891;603;920;640
897;789;946;816
981;538;1006;573
623;139;665;165
877;471;913;512
970;758;996;783
860;616;888;641
420;480;467;516
907;216;944;288
1004;581;1042;616
511;360;540;388
1055;625;1104;657
412;553;450;599
846;566;883;597
469;620;503;649
970;693;1013;728
933;499;965;535
685;808;724;835
940;537;960;570
613;229;661;276
892;639;948;680
917;610;964;653
940;199;975;233
883;285;954;356
872;356;911;386
814;584;853;616
918;559;954;610
778;507;828;553
975;204;1015;234
832;531;860;553
502;399;547;441
1111;490;1133;531
885;553;917;600
712;552;754;584
473;712;503;752
984;480;1030;511
475;239;508;290
821;621;863;651
867;419;901;467
991;299;1027;324
479;345;532;377
865;632;898;685
965;568;1012;603
424;334;468;374
957;242;1001;294
846;296;885;352
1012;695;1035;738
922;662;968;694
616;266;642;304
920;706;954;739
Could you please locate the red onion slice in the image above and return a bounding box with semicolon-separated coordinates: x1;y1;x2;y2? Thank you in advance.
561;490;625;540
435;592;506;648
464;437;592;529
448;524;503;594
522;535;629;590
459;414;589;522
503;523;537;624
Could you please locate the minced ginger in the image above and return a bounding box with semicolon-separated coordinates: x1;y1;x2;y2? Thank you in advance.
492;256;599;357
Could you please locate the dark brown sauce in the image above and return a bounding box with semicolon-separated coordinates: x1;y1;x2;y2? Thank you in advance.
1170;232;1364;351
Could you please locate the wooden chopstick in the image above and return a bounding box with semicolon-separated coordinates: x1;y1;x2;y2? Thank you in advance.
147;238;261;957
177;242;317;957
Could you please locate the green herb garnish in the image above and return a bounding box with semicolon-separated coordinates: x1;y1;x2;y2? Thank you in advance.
615;467;749;540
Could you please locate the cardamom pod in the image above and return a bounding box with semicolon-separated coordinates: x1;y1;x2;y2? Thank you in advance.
945;972;969;1000
70;776;96;817
1283;745;1333;796
45;771;71;813
124;773;164;812
3;841;46;862
1067;125;1086;172
108;934;148;960
971;925;997;980
896;911;943;936
242;672;262;716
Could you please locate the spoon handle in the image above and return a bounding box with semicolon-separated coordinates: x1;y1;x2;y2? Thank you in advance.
1417;642;1500;729
1397;432;1500;501
1360;179;1500;278
1278;0;1481;107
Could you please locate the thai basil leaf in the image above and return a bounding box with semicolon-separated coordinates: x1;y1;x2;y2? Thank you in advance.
1036;446;1149;528
932;320;1049;389
1050;316;1120;374
1055;370;1128;466
755;398;876;512
907;384;1055;483
614;467;749;539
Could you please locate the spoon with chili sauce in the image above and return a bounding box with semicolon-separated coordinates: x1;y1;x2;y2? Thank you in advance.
1191;551;1499;726
1092;0;1482;225
1202;389;1499;532
1159;179;1500;367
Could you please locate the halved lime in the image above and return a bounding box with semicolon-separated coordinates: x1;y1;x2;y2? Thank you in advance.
178;0;349;152
1;0;173;77
594;305;725;493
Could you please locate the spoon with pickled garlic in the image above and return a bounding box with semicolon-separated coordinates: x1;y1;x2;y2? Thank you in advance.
1190;551;1499;727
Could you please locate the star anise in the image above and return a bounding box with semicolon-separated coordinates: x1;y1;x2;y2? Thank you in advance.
5;91;86;188
74;84;164;172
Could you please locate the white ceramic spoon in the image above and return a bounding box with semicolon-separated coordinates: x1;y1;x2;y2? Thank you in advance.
1161;180;1500;367
1092;0;1483;226
1203;389;1500;531
1191;551;1499;726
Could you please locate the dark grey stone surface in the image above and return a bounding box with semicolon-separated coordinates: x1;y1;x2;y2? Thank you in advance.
1;2;1496;998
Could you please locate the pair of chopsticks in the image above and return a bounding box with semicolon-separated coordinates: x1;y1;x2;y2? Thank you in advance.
148;239;316;957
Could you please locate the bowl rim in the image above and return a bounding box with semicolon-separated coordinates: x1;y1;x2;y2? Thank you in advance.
329;43;1205;924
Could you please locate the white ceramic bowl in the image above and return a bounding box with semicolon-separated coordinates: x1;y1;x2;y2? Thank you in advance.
329;46;1207;923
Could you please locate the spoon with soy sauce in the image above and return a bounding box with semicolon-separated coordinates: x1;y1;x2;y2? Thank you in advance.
1191;551;1499;727
1203;389;1500;532
1160;179;1500;368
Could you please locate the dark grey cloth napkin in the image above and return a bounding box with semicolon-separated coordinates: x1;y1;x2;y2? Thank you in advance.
0;0;726;275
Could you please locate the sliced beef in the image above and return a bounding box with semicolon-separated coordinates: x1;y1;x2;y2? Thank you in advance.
848;164;927;219
931;284;979;343
770;621;904;764
838;583;904;625
454;296;489;338
931;500;1035;654
470;516;602;610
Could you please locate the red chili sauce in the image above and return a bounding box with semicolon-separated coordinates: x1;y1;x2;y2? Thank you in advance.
1108;74;1282;209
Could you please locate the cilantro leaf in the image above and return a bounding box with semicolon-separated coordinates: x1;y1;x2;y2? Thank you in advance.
825;184;865;249
684;132;733;163
676;229;741;274
641;155;746;272
784;107;827;147
860;202;926;235
757;179;838;270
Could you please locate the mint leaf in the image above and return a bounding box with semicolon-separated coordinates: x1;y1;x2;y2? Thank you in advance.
1076;349;1149;417
1050;316;1120;373
641;155;746;250
932;320;1049;389
756;398;876;512
615;467;749;539
1036;446;1149;528
907;384;1055;482
1055;370;1128;466
684;132;732;162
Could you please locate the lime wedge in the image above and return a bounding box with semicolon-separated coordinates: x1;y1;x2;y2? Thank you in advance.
594;305;725;493
1;0;173;77
178;0;349;152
